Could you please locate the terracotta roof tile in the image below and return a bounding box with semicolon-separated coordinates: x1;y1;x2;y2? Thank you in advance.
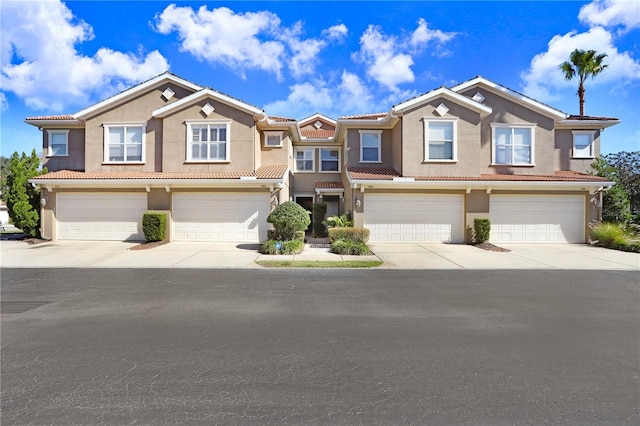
269;116;297;122
32;165;288;181
347;167;401;179
315;181;344;189
339;112;387;120
565;115;619;121
25;115;75;120
300;129;335;139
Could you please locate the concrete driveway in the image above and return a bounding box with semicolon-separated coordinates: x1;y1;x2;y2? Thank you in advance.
1;239;638;269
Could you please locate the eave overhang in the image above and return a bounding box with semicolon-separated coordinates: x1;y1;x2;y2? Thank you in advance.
29;177;286;191
24;119;83;128
555;119;621;130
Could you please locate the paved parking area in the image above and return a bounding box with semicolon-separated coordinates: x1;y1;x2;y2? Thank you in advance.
1;239;638;269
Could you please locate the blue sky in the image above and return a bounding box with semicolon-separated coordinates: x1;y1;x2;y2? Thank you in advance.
1;0;639;158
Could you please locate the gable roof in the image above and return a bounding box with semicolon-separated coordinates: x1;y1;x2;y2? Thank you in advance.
392;86;492;116
299;113;336;126
451;76;567;120
73;72;202;120
152;87;263;118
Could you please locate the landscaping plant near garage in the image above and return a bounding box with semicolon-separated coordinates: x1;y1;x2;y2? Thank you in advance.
328;226;371;255
261;201;310;254
590;222;640;253
142;212;167;242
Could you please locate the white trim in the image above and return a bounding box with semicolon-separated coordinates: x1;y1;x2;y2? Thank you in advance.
490;123;536;166
359;130;382;163
294;148;315;172
572;130;596;159
153;88;263;118
47;129;69;157
103;123;146;164
423;118;458;162
186;120;231;162
319;148;341;173
264;131;283;148
392;86;492;116
451;77;567;120
299;113;336;126
74;73;202;119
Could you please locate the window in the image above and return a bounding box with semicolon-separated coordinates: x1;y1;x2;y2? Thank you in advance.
187;122;230;162
104;124;145;163
320;149;340;172
359;130;382;163
491;124;535;165
48;130;68;156
264;131;283;148
424;120;456;161
295;149;314;172
572;131;595;158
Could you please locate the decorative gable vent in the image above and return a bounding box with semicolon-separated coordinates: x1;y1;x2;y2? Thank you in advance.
435;103;449;117
314;120;323;129
201;103;215;116
162;87;175;101
472;92;485;103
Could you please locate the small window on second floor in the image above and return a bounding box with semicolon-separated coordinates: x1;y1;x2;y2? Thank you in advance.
104;124;145;163
48;130;69;156
264;131;283;148
359;130;382;163
491;124;535;166
572;131;595;158
320;149;340;172
424;120;456;161
295;149;314;172
187;121;230;162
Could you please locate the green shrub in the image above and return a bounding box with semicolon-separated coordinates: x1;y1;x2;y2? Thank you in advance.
473;218;491;243
267;201;310;241
324;213;353;228
331;239;371;255
590;222;630;248
312;203;327;237
294;230;305;241
328;227;370;243
261;238;304;255
142;212;167;242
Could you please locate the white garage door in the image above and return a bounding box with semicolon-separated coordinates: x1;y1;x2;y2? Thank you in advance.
57;193;147;241
172;193;269;242
490;195;585;243
364;193;464;243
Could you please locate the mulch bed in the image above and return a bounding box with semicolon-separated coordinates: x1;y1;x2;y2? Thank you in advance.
128;241;168;250
473;242;511;252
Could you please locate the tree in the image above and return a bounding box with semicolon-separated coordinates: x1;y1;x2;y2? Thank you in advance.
603;151;640;223
5;150;48;237
559;49;608;116
266;201;310;241
592;157;632;225
0;156;10;200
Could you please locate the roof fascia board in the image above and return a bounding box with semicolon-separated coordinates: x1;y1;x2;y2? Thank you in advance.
392;87;492;116
152;88;263;118
349;179;613;190
299;113;337;126
555;119;620;129
24;119;83;127
451;77;567;120
29;178;285;188
73;73;202;120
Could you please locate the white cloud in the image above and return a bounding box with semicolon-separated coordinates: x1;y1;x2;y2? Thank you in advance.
579;0;640;32
0;93;8;112
354;20;457;91
1;0;169;112
521;27;640;103
279;22;326;79
323;24;348;41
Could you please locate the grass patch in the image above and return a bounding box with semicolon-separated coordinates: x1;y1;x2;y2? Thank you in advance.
256;260;383;268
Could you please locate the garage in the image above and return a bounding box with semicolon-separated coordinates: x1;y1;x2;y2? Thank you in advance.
364;193;464;243
172;192;270;242
490;195;585;243
56;193;147;240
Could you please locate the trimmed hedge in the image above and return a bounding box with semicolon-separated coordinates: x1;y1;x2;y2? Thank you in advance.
328;227;370;243
267;201;310;240
331;239;371;255
473;218;491;243
142;212;167;242
312;203;327;237
261;238;305;255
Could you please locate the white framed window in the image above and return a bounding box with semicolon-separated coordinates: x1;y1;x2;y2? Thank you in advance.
572;131;595;158
424;119;457;161
264;131;283;148
491;124;535;166
103;124;145;163
186;121;230;162
359;130;382;163
320;148;340;172
295;149;314;172
48;130;69;156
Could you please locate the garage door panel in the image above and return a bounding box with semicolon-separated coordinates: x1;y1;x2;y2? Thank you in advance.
172;193;268;242
364;194;464;243
490;195;585;244
57;193;146;241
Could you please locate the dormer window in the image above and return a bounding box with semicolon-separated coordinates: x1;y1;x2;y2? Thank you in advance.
264;131;283;148
572;131;595;158
48;130;69;156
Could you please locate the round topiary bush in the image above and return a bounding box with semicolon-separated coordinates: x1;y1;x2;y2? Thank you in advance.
267;201;311;241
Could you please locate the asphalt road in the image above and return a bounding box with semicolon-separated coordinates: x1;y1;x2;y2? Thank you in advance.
1;268;638;425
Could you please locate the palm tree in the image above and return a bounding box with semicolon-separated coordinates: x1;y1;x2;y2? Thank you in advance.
559;49;608;116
